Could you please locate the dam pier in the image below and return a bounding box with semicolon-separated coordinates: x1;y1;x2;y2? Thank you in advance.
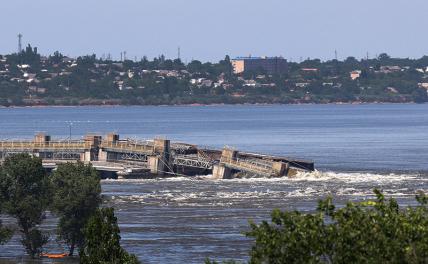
0;133;314;179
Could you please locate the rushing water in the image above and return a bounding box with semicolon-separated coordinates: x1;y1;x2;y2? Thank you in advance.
0;104;427;263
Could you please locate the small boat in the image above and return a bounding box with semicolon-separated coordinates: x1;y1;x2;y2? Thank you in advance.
41;253;68;259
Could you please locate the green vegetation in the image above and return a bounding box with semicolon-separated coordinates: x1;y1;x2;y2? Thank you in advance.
0;154;138;262
242;189;428;263
0;47;427;106
79;207;140;264
0;202;12;245
0;154;49;257
50;162;102;256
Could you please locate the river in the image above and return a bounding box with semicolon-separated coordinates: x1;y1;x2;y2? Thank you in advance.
0;104;427;263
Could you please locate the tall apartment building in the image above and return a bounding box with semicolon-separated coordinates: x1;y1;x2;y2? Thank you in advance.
231;56;288;75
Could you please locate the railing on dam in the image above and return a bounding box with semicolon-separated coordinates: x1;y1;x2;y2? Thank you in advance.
100;141;153;154
173;154;216;169
221;157;275;176
0;141;88;151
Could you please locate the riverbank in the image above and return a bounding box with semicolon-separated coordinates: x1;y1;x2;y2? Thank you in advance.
0;100;423;108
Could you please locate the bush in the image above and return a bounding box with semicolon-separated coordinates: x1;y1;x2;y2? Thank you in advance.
246;190;428;263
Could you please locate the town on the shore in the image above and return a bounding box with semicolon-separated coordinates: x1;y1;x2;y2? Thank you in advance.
1;44;428;106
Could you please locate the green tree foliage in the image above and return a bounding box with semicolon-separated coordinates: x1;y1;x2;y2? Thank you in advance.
6;44;41;69
79;207;140;264
0;175;12;245
0;222;12;245
0;200;13;245
0;154;49;257
246;190;428;263
50;162;102;256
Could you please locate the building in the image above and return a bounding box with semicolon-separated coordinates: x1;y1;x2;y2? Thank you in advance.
350;70;361;80
231;56;288;75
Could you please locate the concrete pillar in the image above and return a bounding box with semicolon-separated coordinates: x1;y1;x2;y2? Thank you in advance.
83;135;102;162
106;133;119;143
220;148;238;163
153;138;171;175
148;156;165;175
272;162;289;177
98;149;108;162
34;133;50;144
84;135;102;148
212;164;232;179
82;151;92;162
154;138;170;153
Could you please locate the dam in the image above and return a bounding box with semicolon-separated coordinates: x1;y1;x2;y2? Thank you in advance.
0;133;314;179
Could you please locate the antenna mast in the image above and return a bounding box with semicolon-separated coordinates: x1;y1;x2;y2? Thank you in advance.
18;33;23;53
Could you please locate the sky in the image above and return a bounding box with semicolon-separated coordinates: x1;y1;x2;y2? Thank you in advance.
1;0;427;62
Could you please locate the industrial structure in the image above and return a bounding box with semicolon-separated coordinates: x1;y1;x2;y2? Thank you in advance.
231;56;288;75
0;133;314;179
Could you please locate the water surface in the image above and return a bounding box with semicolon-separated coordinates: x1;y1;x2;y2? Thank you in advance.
0;104;427;263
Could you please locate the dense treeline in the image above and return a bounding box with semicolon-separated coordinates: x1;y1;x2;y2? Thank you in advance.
0;46;427;106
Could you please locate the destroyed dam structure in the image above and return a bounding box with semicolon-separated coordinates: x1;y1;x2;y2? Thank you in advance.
0;133;314;179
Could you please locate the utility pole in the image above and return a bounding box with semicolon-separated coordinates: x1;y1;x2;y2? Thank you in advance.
178;46;181;60
18;33;23;53
68;122;73;142
120;52;123;61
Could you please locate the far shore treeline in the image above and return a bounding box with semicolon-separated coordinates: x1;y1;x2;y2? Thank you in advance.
0;45;428;107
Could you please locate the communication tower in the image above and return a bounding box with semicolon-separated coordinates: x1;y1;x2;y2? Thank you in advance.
18;33;23;53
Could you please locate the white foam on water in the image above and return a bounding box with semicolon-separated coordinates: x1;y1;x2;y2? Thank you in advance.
102;170;423;185
211;170;422;184
288;170;421;184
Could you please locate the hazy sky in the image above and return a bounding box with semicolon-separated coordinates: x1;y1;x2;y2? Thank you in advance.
1;0;427;62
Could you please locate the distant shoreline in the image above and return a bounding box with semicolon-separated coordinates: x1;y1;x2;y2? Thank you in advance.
0;101;423;109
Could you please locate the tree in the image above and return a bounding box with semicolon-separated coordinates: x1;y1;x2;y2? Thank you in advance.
0;222;12;245
246;190;428;263
50;162;102;256
0;154;49;257
79;207;140;264
0;201;13;245
378;53;391;61
411;88;428;103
